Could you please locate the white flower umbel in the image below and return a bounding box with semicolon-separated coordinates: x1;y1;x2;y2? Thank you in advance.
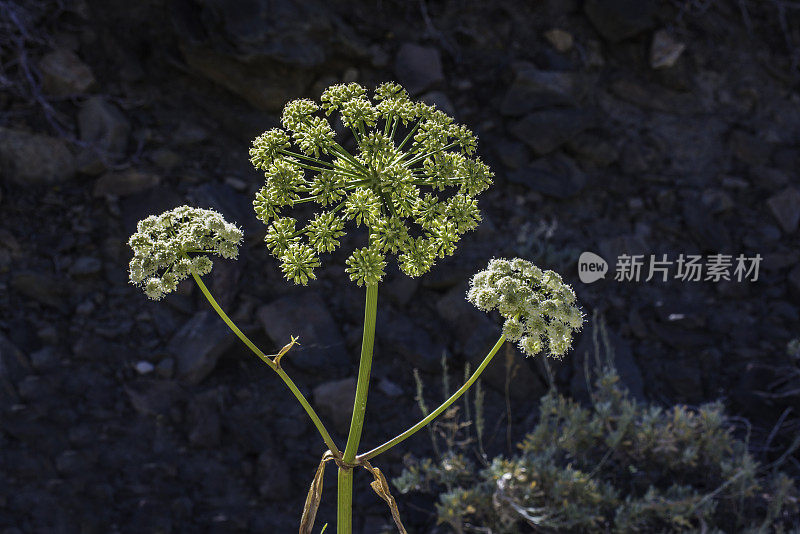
128;206;243;300
467;258;584;358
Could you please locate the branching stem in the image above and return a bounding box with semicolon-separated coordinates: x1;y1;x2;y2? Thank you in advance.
358;334;506;462
191;271;341;457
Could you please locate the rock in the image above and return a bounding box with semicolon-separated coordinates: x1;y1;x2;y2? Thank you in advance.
134;361;155;375
683;203;733;252
186;390;221;447
169;311;236;384
0;334;32;407
651;322;714;349
383;270;419;307
729;130;772;166
507;153;588;199
544;28;574;52
662;358;704;401
155;358;175;379
361;516;394;534
120;185;184;236
701;189;735;214
29;346;58;371
313;377;356;434
509;108;596;155
766;187;800;234
74;147;108;176
493;139;529;170
149;148;182;172
571;327;644;401
377;378;403;398
420;91;455;117
500;65;585;115
394;43;444;94
0;128;75;186
180;44;312;111
584;0;656;42
378;308;446;372
257;292;349;370
752;166;790;188
176;0;360;68
565;131;619;167
124;379;184;417
10;271;67;311
257;450;292;499
38;49;95;96
68;256;103;276
93;170;160;197
598;235;648;268
172;0;363;110
78;96;130;155
173;122;209;146
436;285;544;400
187;182;261;235
620;140;660;175
788;265;800;295
650;30;686;69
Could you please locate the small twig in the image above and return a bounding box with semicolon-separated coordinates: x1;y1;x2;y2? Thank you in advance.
762;407;792;459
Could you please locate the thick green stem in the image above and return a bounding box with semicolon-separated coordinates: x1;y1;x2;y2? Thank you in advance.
337;284;379;534
358;334;506;462
191;272;341;457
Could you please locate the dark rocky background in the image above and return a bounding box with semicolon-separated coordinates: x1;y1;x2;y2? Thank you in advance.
0;0;799;532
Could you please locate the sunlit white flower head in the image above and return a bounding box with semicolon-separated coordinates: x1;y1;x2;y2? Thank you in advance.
250;81;493;286
467;258;583;358
128;206;243;300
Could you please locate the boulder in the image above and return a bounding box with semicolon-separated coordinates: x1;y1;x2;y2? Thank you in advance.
509;108;597;155
38;49;95;96
170;311;235;384
312;377;356;434
395;43;444;94
257;292;349;370
0;128;75;186
584;0;657;42
78;96;130;155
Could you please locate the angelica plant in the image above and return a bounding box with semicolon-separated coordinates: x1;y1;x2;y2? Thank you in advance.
127;82;583;534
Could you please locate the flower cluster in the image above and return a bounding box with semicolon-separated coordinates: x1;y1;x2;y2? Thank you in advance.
128;206;243;300
250;81;493;286
467;258;583;357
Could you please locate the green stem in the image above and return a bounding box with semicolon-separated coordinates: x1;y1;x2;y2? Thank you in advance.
357;334;506;462
337;283;379;534
190;271;341;457
395;120;421;153
403;142;459;167
278;149;335;168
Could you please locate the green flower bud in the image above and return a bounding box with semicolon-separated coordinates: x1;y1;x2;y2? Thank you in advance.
250;129;291;170
280;243;320;285
346;245;386;286
305;212;345;253
281;99;320;132
399;237;435;278
321;82;368;114
265;217;300;255
344;188;381;227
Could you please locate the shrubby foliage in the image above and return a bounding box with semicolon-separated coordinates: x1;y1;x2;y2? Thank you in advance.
395;367;798;533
